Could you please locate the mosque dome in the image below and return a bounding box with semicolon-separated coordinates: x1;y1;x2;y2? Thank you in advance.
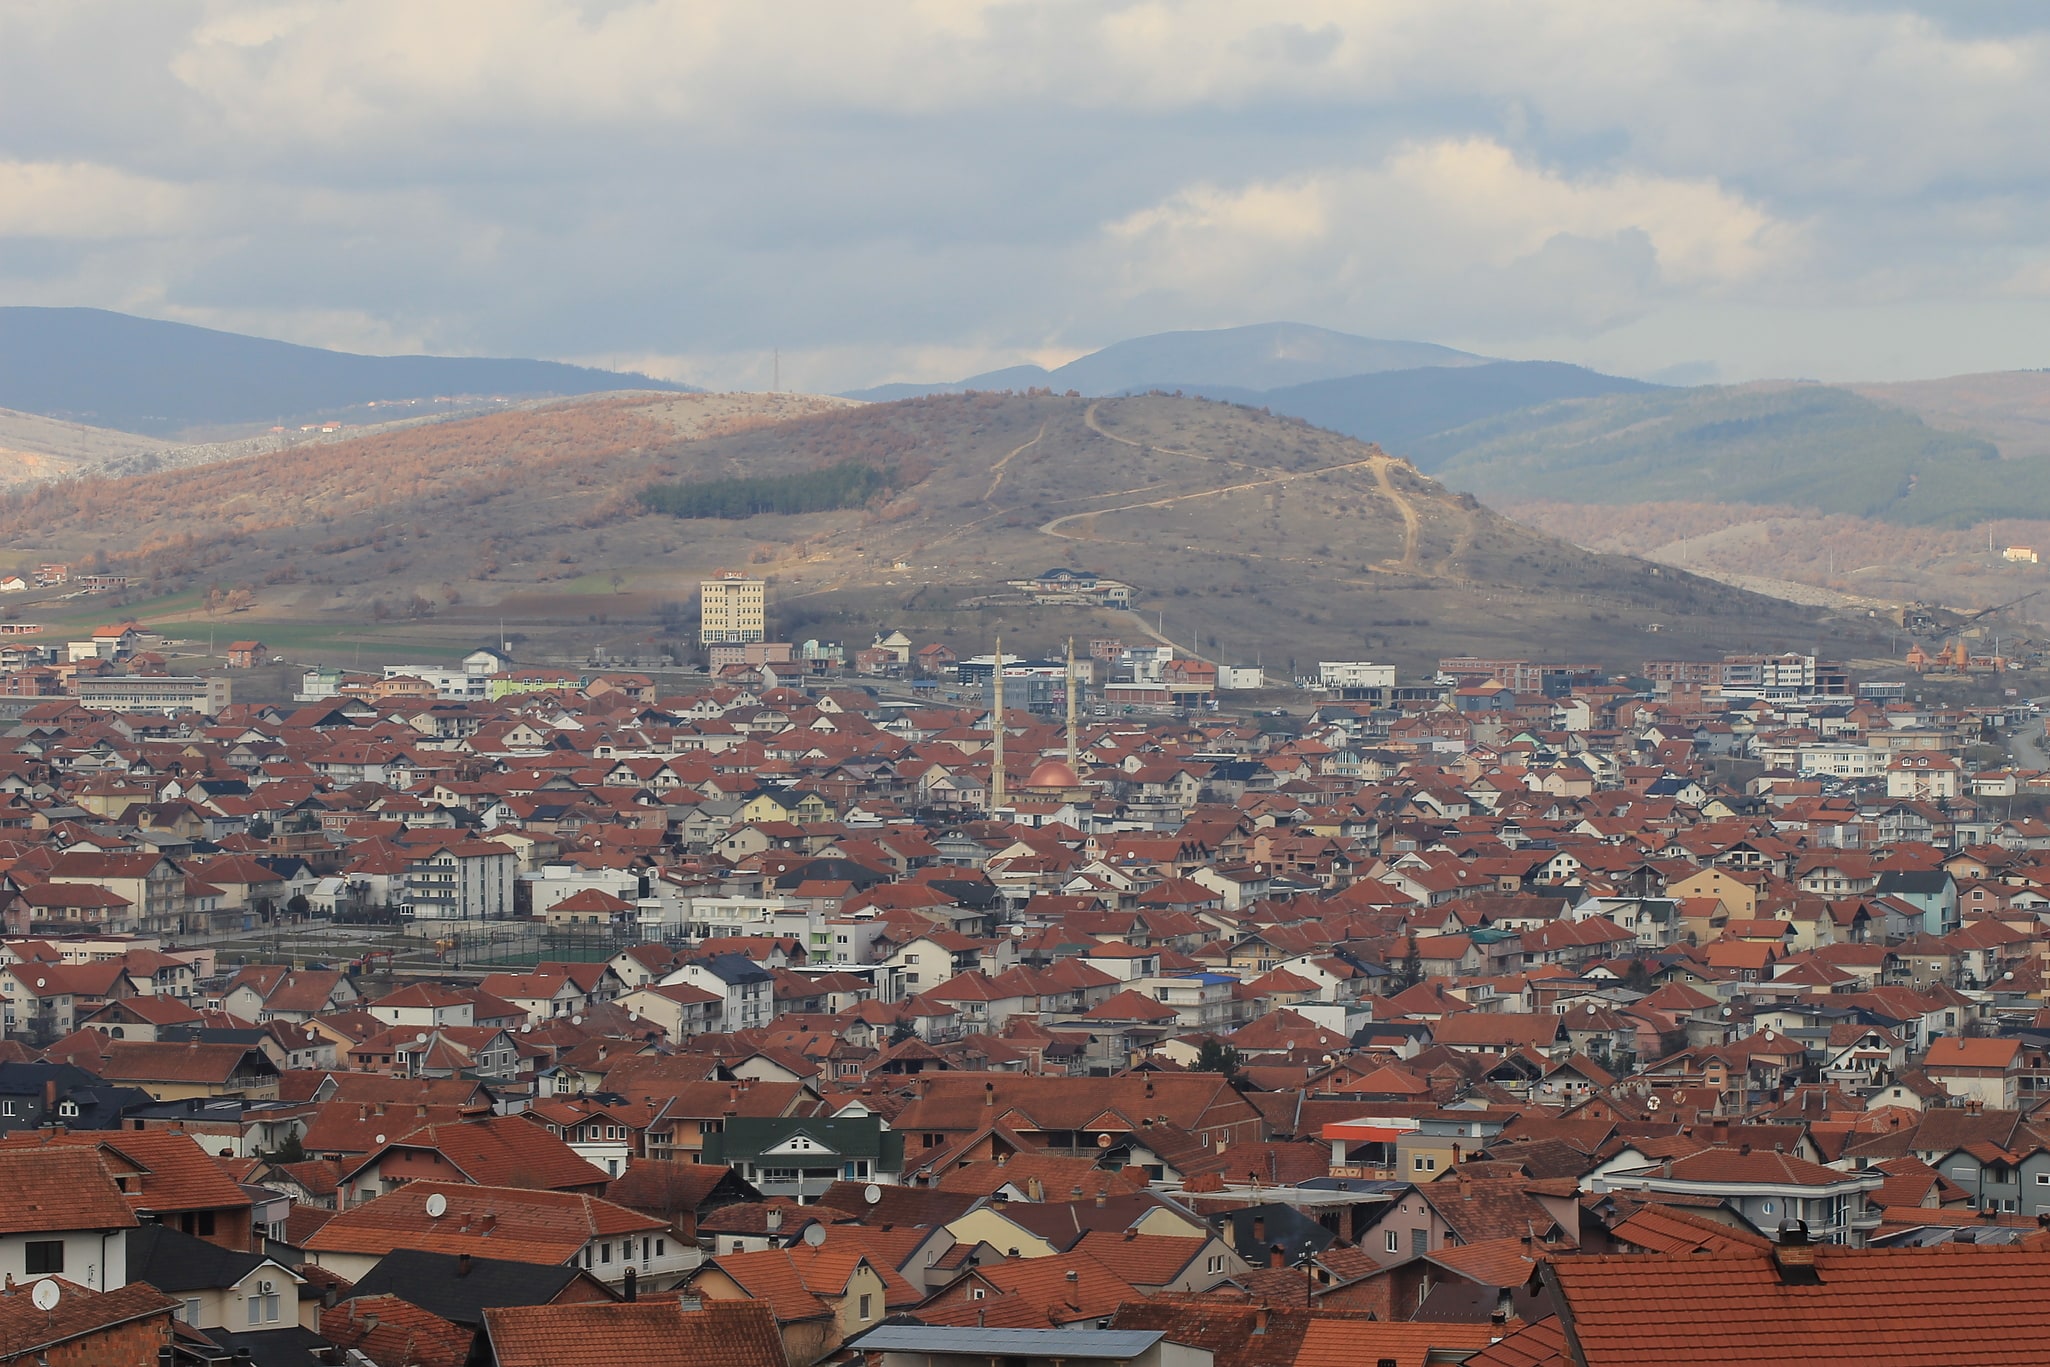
1026;758;1081;789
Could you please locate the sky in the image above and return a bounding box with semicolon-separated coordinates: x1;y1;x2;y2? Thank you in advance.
4;0;2050;393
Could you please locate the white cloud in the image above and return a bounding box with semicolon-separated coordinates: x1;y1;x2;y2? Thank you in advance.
1102;139;1802;338
0;161;196;238
0;1;2047;385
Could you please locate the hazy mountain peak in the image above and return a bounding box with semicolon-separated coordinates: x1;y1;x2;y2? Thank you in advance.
843;321;1487;400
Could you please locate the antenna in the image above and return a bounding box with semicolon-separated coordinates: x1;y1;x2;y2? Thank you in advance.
990;635;1007;813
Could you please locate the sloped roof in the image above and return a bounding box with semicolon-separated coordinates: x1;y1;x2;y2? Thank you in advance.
1546;1244;2050;1367
484;1299;785;1367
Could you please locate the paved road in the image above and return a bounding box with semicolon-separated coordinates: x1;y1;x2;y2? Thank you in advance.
2013;699;2050;770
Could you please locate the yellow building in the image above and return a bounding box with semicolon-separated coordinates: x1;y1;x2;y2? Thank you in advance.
701;571;767;645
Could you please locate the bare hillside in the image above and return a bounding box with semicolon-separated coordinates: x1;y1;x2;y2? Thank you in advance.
0;390;1871;670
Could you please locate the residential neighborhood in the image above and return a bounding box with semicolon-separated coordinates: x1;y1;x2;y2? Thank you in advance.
0;639;2048;1364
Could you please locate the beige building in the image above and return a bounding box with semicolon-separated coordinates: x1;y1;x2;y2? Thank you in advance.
701;571;767;645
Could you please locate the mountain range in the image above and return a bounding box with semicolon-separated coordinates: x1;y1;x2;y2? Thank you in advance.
0;307;692;437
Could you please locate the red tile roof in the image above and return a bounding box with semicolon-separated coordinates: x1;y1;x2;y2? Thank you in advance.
483;1299;785;1367
1546;1244;2050;1366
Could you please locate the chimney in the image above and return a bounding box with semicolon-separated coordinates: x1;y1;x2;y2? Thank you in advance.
456;1253;470;1277
1772;1221;1819;1284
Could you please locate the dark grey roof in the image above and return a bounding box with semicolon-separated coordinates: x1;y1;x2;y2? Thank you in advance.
692;953;774;986
347;1248;600;1327
853;1327;1162;1356
129;1224;274;1293
203;1327;334;1367
1875;870;1952;894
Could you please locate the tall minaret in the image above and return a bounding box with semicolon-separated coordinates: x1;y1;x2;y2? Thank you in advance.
990;636;1007;813
1065;636;1079;772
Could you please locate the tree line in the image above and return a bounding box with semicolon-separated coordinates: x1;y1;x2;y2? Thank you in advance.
636;459;897;519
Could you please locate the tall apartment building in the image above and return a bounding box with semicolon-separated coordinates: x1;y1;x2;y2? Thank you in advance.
699;571;766;646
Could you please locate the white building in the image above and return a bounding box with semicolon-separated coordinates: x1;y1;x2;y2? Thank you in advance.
401;840;517;920
1318;661;1396;690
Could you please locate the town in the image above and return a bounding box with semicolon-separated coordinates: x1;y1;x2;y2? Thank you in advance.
0;571;2042;1366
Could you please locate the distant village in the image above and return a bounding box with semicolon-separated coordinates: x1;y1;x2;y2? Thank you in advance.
3;570;2050;1364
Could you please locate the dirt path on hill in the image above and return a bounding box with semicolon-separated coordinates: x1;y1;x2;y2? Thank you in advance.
1035;459;1384;541
1084;402;1257;473
984;422;1045;502
1372;454;1422;568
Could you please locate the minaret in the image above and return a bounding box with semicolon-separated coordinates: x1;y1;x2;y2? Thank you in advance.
990;636;1007;813
1065;636;1079;772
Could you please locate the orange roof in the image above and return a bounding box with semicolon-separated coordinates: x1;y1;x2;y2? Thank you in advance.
0;1146;138;1234
305;1181;662;1264
1548;1244;2050;1366
482;1299;784;1367
0;1130;251;1216
1294;1318;1506;1367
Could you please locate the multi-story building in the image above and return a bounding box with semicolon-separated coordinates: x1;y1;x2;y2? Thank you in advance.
74;675;231;715
400;839;517;921
701;571;767;645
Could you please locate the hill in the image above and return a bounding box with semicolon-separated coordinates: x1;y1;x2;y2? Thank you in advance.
846;322;1487;400
0;307;694;436
0;407;170;485
1240;361;1657;455
0;390;1866;672
1419;382;2018;528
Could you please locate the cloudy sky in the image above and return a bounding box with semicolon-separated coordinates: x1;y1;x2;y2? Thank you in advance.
4;0;2049;391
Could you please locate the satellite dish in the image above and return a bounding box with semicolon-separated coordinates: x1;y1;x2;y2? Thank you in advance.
31;1280;60;1313
863;1183;882;1206
425;1193;448;1218
803;1222;827;1248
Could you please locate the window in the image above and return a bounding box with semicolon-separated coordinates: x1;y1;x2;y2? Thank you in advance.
859;1294;873;1321
25;1241;62;1274
1385;1231;1399;1254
